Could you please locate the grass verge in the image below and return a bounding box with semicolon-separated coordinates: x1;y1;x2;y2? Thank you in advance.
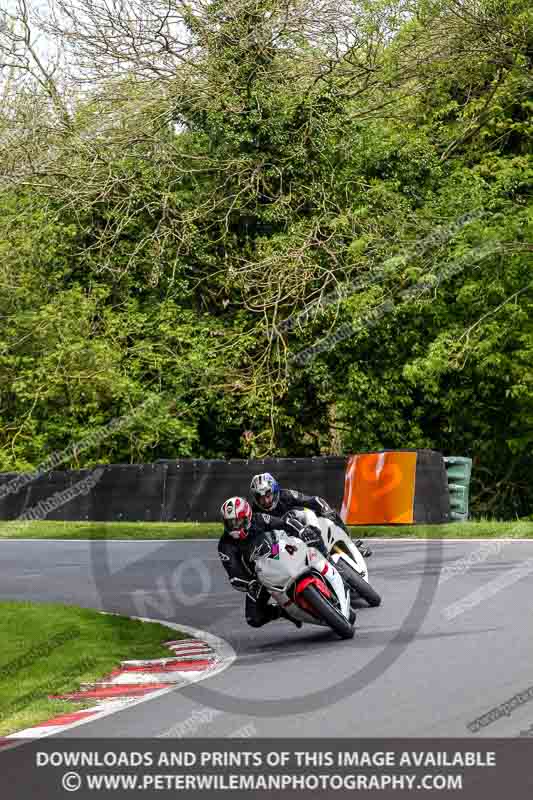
0;519;532;540
0;600;185;736
0;520;222;539
355;520;533;538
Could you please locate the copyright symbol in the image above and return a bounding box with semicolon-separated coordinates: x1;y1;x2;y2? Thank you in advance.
62;772;82;792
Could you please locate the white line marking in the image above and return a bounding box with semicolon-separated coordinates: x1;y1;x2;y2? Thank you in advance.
0;538;219;543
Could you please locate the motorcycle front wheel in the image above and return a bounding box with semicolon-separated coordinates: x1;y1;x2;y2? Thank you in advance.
300;584;355;640
336;558;382;607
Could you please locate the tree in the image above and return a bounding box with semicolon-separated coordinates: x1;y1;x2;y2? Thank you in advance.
0;0;531;516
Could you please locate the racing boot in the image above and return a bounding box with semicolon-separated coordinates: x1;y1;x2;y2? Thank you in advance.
279;607;303;629
354;539;372;558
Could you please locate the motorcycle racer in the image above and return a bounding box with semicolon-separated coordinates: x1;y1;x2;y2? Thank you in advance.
218;496;330;628
249;472;372;558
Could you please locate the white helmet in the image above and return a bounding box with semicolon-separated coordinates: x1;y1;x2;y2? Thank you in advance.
250;472;280;511
220;496;253;539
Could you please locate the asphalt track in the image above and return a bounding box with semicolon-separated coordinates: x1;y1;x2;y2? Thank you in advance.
1;538;532;738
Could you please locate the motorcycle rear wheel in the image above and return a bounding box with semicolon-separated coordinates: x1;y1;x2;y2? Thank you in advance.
300;584;355;640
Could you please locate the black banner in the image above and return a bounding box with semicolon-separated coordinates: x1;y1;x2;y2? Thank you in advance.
0;452;450;524
0;739;531;799
414;449;451;524
0;458;347;523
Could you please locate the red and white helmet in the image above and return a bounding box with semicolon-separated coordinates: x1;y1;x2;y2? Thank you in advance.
220;496;253;539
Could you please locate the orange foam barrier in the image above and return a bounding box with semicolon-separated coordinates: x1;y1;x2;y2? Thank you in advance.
340;451;417;524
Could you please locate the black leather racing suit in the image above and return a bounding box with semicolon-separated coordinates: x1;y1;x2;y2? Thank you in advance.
218;512;326;627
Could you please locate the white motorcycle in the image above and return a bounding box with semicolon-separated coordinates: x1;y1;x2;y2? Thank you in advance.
250;531;355;639
286;508;382;608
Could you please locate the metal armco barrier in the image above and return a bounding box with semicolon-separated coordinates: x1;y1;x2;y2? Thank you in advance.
0;451;451;524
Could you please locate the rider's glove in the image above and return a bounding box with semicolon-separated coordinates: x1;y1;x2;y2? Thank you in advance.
246;579;262;602
230;577;252;593
300;525;328;558
284;515;305;536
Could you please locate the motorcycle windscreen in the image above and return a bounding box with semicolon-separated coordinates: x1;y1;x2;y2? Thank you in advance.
341;452;417;524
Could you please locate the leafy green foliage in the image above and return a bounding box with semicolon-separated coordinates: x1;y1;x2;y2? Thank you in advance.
0;0;531;517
